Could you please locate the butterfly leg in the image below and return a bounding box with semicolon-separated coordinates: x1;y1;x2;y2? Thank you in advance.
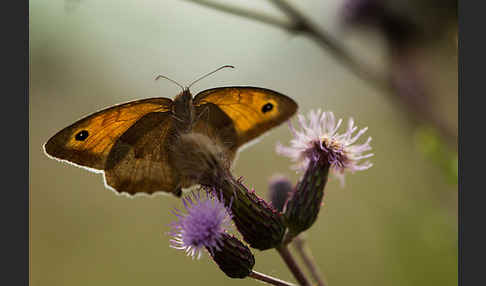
172;113;193;134
171;114;185;123
174;187;183;198
194;105;211;137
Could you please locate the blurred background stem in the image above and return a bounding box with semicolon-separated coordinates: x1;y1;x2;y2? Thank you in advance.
183;0;457;150
277;245;312;286
293;234;327;286
249;270;297;286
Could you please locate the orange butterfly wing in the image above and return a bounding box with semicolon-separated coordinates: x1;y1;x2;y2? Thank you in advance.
103;112;180;195
194;87;298;148
44;98;172;170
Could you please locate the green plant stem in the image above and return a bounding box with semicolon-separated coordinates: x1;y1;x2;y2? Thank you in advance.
276;245;311;286
249;270;297;286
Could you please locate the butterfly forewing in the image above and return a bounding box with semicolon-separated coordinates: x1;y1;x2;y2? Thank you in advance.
194;87;298;147
44;98;172;170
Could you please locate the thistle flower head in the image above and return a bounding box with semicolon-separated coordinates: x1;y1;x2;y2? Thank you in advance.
169;191;232;259
268;174;293;212
277;109;373;185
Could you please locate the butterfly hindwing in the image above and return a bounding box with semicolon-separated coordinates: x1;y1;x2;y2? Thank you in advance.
104;111;180;195
193;103;239;159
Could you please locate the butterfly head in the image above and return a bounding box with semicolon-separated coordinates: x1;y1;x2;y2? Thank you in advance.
156;65;235;131
172;88;195;131
173;88;194;112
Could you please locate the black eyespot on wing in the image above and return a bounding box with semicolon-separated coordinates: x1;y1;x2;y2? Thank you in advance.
261;103;273;113
75;130;89;141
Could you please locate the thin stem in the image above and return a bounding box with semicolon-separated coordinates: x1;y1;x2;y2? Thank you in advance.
249;270;297;286
267;0;386;87
293;234;327;286
183;0;457;149
185;0;386;88
182;0;294;30
276;245;311;286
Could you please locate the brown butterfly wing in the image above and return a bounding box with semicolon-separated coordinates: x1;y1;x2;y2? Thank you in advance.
193;87;298;149
103;112;181;196
44;98;172;170
192;103;240;162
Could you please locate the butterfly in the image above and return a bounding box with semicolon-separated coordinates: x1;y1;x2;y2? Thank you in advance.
44;66;298;197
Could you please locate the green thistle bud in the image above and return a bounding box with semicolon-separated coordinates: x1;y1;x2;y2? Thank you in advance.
268;174;293;213
209;234;255;279
284;158;330;237
210;176;286;251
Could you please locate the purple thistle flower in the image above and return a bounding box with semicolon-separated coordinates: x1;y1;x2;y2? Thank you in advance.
169;191;232;259
277;109;373;185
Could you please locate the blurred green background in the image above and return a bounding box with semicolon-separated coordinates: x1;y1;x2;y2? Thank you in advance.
30;0;457;285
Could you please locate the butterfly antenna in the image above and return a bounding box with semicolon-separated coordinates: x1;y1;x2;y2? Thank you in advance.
155;75;185;92
187;65;235;89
